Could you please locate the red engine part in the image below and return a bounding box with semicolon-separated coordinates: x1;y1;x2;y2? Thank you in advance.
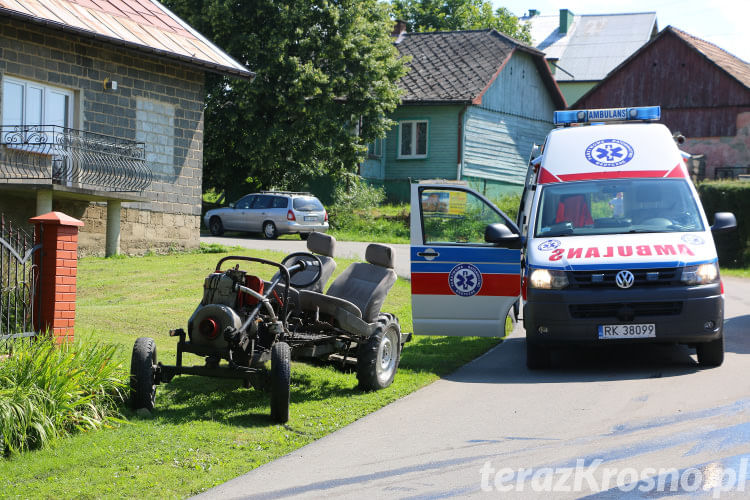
199;317;219;339
239;275;264;307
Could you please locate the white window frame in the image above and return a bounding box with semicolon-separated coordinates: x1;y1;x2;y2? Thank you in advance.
2;76;74;129
398;120;429;159
367;138;383;158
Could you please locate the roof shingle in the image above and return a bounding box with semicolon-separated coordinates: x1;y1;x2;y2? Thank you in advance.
396;29;539;102
668;26;750;89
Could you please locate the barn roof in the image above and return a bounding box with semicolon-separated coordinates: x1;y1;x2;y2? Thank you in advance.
0;0;252;79
522;11;657;82
395;29;565;108
668;27;750;89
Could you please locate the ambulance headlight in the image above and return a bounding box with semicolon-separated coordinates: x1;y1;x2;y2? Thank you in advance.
681;262;719;285
529;268;569;289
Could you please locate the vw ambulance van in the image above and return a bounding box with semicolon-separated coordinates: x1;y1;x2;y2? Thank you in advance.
410;106;736;369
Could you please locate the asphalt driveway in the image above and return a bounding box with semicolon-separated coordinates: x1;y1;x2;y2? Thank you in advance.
201;235;412;279
196;275;750;499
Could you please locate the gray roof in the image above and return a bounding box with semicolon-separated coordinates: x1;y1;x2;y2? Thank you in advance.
521;11;657;82
395;29;564;107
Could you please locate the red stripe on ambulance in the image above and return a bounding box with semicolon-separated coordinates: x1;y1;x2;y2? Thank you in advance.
411;273;520;296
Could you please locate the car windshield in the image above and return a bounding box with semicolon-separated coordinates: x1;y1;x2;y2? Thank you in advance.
534;178;705;237
293;197;324;211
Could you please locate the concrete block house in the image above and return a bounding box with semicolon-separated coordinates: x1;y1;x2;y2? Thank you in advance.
0;0;252;255
361;27;565;201
574;26;750;180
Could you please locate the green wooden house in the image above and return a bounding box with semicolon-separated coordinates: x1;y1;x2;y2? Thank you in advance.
361;28;566;201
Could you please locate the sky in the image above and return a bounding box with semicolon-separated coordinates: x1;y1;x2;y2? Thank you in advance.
493;0;750;63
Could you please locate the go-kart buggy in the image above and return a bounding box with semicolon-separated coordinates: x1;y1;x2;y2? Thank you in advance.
130;234;410;423
130;254;322;423
277;236;411;390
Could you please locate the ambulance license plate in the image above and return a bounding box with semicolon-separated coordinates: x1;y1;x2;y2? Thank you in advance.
598;324;655;339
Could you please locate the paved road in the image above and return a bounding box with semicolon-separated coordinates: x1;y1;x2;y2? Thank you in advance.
201;235;412;279
198;276;750;499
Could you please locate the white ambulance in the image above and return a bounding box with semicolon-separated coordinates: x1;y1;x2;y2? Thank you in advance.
410;106;736;369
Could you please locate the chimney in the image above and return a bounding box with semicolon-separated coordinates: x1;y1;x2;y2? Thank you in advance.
392;20;408;39
559;9;574;34
528;9;539;17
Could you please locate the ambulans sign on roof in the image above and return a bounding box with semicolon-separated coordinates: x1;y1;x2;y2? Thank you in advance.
553;106;661;125
538;122;687;184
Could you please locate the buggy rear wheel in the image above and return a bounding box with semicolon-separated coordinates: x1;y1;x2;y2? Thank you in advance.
357;315;401;391
270;342;291;423
130;337;158;411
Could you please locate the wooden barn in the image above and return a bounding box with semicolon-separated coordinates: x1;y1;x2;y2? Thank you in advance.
360;27;566;201
574;26;750;179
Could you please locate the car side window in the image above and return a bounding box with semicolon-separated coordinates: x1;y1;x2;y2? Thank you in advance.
273;196;288;209
236;195;254;209
253;196;273;209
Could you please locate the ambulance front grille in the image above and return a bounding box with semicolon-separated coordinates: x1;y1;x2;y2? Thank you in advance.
569;268;680;288
569;301;683;319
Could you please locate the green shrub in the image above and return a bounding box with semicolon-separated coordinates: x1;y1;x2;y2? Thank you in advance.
0;338;126;455
697;181;750;267
328;174;386;230
491;193;521;223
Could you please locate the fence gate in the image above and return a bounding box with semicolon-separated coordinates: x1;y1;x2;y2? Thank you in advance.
0;215;41;343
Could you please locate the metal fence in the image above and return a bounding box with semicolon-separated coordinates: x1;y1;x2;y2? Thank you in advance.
0;125;152;192
0;215;41;345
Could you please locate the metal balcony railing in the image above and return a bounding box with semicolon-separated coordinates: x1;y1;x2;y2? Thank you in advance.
0;125;152;192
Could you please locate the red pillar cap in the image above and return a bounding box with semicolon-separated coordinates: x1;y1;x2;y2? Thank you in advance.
29;211;84;227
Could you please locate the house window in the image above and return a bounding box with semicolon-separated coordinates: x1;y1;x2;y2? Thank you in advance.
398;120;428;159
1;77;73;128
367;139;382;158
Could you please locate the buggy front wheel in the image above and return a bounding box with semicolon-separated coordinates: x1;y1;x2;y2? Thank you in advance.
130;337;158;411
270;342;291;423
357;315;401;390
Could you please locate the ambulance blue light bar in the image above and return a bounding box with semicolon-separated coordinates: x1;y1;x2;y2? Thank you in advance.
554;106;661;125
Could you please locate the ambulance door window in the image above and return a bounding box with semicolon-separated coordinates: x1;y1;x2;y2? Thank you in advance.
421;189;505;245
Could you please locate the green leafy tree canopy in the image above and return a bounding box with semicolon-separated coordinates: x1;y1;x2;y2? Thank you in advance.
392;0;531;42
162;0;408;199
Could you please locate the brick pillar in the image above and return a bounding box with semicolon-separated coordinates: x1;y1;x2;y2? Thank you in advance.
29;211;84;344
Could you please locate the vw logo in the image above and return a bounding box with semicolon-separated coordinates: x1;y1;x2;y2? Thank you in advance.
615;270;635;289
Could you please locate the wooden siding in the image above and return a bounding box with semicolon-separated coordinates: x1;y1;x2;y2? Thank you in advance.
478;51;557;121
462;107;552;184
575;31;750;137
383;105;462;180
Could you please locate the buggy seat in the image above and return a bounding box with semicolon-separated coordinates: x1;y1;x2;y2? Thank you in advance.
299;244;397;336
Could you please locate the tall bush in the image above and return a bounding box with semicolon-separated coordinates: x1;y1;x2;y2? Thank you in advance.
698;181;750;267
0;338;126;455
328;175;386;230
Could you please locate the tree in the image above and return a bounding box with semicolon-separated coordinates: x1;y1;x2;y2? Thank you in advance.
162;0;407;199
392;0;531;43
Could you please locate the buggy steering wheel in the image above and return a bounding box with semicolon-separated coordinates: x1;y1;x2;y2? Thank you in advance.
280;252;323;289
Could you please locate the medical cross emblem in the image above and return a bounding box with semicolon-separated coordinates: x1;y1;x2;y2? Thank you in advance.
585;139;634;167
449;264;482;297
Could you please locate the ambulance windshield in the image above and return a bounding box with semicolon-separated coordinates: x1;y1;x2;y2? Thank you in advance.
535;179;705;237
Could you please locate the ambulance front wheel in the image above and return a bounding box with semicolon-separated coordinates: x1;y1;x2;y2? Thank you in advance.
526;341;551;370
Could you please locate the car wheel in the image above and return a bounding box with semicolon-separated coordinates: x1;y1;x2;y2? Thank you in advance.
357;315;401;390
130;337;158;411
270;342;291;423
263;221;278;239
696;335;724;367
526;341;551;370
299;233;309;240
209;216;224;236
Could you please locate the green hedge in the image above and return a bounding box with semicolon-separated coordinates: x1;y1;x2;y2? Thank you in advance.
698;181;750;267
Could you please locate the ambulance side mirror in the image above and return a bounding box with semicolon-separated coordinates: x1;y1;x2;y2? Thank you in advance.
485;223;521;249
711;212;737;234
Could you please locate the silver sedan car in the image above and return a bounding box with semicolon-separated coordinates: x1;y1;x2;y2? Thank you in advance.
204;192;329;239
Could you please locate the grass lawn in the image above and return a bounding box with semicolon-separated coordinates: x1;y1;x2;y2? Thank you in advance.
721;267;750;279
0;248;501;499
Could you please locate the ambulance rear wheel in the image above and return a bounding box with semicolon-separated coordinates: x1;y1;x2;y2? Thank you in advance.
526;341;550;370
